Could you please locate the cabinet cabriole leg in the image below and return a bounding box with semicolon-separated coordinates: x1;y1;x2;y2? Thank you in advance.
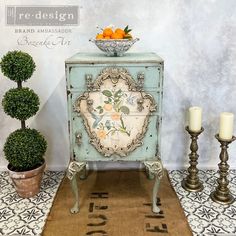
67;161;87;214
70;174;79;213
152;178;161;213
146;166;155;180
80;165;88;180
144;159;164;214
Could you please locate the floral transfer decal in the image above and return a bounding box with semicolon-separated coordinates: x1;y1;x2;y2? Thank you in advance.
76;67;157;157
89;89;134;140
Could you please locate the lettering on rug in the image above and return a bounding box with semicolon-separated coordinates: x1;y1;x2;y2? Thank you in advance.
86;192;109;236
144;198;168;234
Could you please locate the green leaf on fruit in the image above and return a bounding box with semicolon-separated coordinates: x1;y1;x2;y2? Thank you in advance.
120;106;130;115
102;90;112;97
124;25;132;34
114;89;122;98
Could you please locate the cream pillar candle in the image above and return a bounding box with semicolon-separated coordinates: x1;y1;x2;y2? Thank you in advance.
189;106;202;132
219;112;234;140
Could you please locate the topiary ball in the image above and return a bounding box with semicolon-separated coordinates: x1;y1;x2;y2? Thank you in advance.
0;51;36;82
2;87;39;121
3;128;47;171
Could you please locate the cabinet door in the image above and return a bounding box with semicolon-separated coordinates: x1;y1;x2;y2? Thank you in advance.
69;66;161;162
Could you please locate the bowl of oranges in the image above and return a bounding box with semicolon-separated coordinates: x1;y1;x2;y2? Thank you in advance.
90;25;139;56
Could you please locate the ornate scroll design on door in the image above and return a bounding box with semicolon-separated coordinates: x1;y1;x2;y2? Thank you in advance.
74;67;157;157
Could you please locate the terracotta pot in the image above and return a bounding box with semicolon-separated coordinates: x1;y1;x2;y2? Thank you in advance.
8;161;46;198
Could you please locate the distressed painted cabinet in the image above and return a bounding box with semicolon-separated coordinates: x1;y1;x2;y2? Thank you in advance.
65;53;164;214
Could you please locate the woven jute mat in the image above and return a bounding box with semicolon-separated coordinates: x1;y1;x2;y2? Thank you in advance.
43;170;192;236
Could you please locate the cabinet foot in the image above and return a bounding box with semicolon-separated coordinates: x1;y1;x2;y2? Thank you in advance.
70;203;80;214
67;161;87;214
144;159;164;214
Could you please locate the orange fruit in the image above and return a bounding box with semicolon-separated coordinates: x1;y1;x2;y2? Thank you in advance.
104;36;111;39
115;28;125;36
96;34;104;39
103;104;113;111
111;33;123;39
97;129;106;139
103;28;113;37
111;112;121;121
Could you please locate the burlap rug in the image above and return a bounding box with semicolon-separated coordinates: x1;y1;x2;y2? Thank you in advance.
43;170;192;236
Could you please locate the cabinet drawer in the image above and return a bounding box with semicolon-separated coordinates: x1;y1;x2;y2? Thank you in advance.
66;64;163;92
71;113;160;162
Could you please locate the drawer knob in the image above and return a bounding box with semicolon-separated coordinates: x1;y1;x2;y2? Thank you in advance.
86;99;94;112
137;98;144;112
76;132;82;145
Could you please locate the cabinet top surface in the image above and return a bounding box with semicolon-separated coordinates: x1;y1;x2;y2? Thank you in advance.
65;52;164;64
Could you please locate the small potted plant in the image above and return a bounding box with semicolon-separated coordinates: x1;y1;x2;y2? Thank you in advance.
1;51;47;198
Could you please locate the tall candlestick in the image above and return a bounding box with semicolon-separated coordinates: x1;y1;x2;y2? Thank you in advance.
189;106;202;132
210;134;235;204
181;126;204;192
219;112;234;140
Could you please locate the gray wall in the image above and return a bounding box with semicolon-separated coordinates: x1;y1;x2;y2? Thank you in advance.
1;0;236;170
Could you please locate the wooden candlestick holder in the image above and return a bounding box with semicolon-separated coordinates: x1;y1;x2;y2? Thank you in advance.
182;126;204;192
210;134;236;205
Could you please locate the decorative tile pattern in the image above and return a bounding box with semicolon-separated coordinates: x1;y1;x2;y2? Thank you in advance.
0;171;64;236
168;170;236;236
1;170;235;235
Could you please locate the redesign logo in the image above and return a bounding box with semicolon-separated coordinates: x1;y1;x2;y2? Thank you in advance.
6;6;79;26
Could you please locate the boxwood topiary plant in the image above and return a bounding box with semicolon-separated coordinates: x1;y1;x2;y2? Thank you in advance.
1;50;36;83
2;87;39;121
4;128;47;171
1;51;47;172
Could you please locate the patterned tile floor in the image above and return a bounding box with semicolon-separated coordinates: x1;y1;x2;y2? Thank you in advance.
1;170;235;235
0;171;64;236
168;170;236;236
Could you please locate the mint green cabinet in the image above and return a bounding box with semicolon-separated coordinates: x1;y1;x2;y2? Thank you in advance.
66;53;164;214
